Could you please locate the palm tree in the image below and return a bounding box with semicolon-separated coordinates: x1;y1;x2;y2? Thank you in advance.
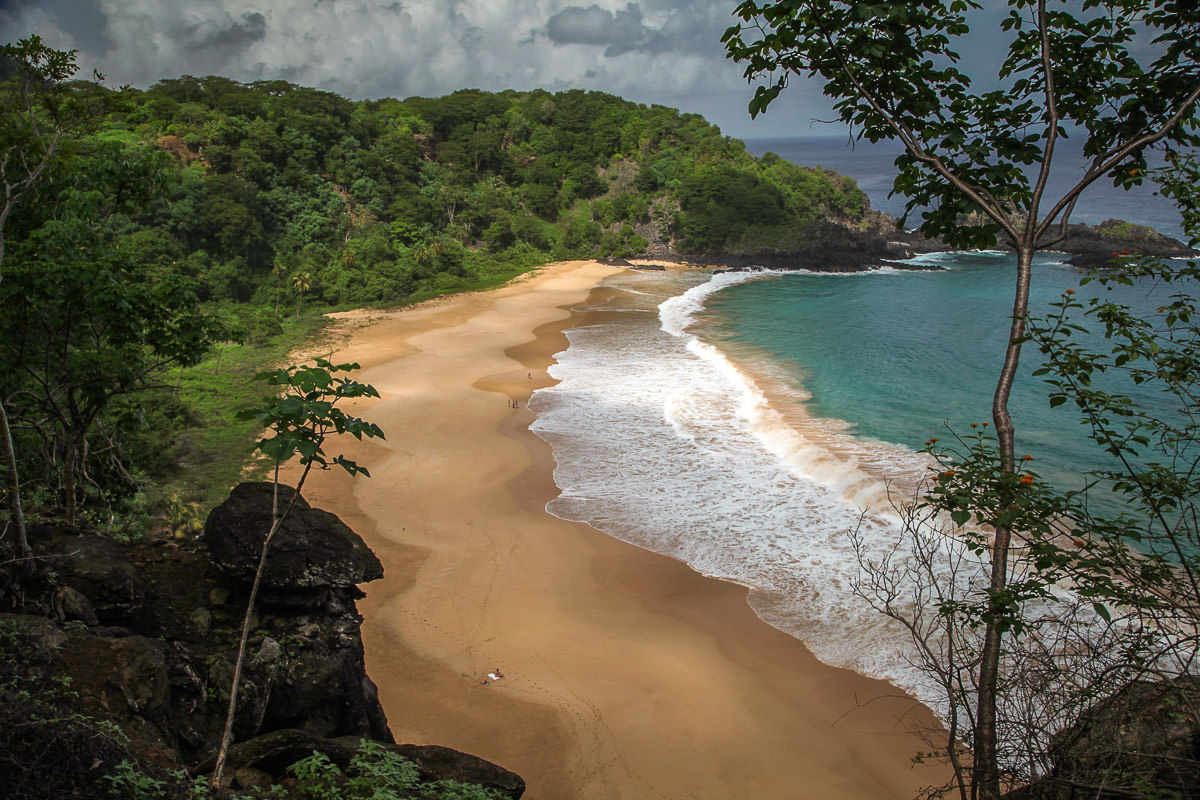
292;271;313;318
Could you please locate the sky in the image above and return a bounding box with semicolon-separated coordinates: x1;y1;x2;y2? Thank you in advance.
0;0;845;139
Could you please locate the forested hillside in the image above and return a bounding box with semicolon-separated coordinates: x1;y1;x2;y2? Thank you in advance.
97;77;867;306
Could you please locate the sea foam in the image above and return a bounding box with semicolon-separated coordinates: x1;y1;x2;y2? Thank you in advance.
529;268;952;710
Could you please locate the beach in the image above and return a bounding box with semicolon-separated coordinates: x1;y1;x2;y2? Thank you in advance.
290;260;949;799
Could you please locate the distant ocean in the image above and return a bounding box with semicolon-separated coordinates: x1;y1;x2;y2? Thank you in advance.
528;136;1192;710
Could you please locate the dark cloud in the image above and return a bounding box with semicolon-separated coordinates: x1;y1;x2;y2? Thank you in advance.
183;11;266;51
0;0;111;54
2;0;821;137
545;3;667;56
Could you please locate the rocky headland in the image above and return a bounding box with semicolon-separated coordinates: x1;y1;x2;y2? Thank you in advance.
677;213;1196;272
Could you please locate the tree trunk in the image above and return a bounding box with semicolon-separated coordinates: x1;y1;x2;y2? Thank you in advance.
0;398;29;556
974;244;1034;800
63;436;78;527
210;465;310;789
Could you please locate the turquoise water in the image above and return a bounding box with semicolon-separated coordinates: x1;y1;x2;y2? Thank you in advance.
701;252;1187;499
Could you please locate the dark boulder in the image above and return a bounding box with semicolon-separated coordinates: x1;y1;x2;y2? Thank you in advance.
392;742;527;798
204;482;382;603
197;731;525;799
57;631;179;767
1;490;526;797
31;525;148;624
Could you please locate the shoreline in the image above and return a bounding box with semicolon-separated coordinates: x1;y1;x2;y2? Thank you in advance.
289;261;949;799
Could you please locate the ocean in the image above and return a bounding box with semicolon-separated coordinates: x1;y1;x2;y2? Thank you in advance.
528;136;1193;711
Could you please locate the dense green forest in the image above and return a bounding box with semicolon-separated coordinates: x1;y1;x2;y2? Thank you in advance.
68;75;868;307
0;56;869;532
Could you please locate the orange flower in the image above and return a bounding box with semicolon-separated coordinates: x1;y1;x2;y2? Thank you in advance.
970;422;979;428
1065;289;1076;295
1020;474;1034;485
1073;538;1086;548
1022;454;1034;461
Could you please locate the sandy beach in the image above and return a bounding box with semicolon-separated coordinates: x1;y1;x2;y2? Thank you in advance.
290;260;949;799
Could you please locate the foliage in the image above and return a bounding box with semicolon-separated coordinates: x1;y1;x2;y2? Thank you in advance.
0;620;133;799
0;35;128;555
100;741;511;799
239;358;383;477
287;742;509;800
724;0;1200;248
896;245;1200;797
0;147;226;525
1028;252;1200;618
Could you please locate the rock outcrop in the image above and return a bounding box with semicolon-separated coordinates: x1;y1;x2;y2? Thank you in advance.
1055;219;1198;268
205;482;383;603
1;482;524;797
690;214;1196;273
1006;677;1200;799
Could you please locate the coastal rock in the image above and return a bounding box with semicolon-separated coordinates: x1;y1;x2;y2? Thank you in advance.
688;212;949;272
10;515;391;764
56;631;179;767
203;481;383;601
697;219;896;271
392;743;527;799
704;213;1193;273
194;728;358;778
1006;677;1200;799
198;731;526;799
1056;219;1197;268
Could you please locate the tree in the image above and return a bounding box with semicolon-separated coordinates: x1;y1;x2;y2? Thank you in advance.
0;228;223;526
292;270;313;316
0;36;121;554
211;358;383;788
724;3;1200;798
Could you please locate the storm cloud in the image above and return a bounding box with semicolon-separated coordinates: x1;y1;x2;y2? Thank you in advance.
545;3;667;55
0;0;834;137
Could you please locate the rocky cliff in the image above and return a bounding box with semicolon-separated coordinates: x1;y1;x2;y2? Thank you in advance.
0;482;525;798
